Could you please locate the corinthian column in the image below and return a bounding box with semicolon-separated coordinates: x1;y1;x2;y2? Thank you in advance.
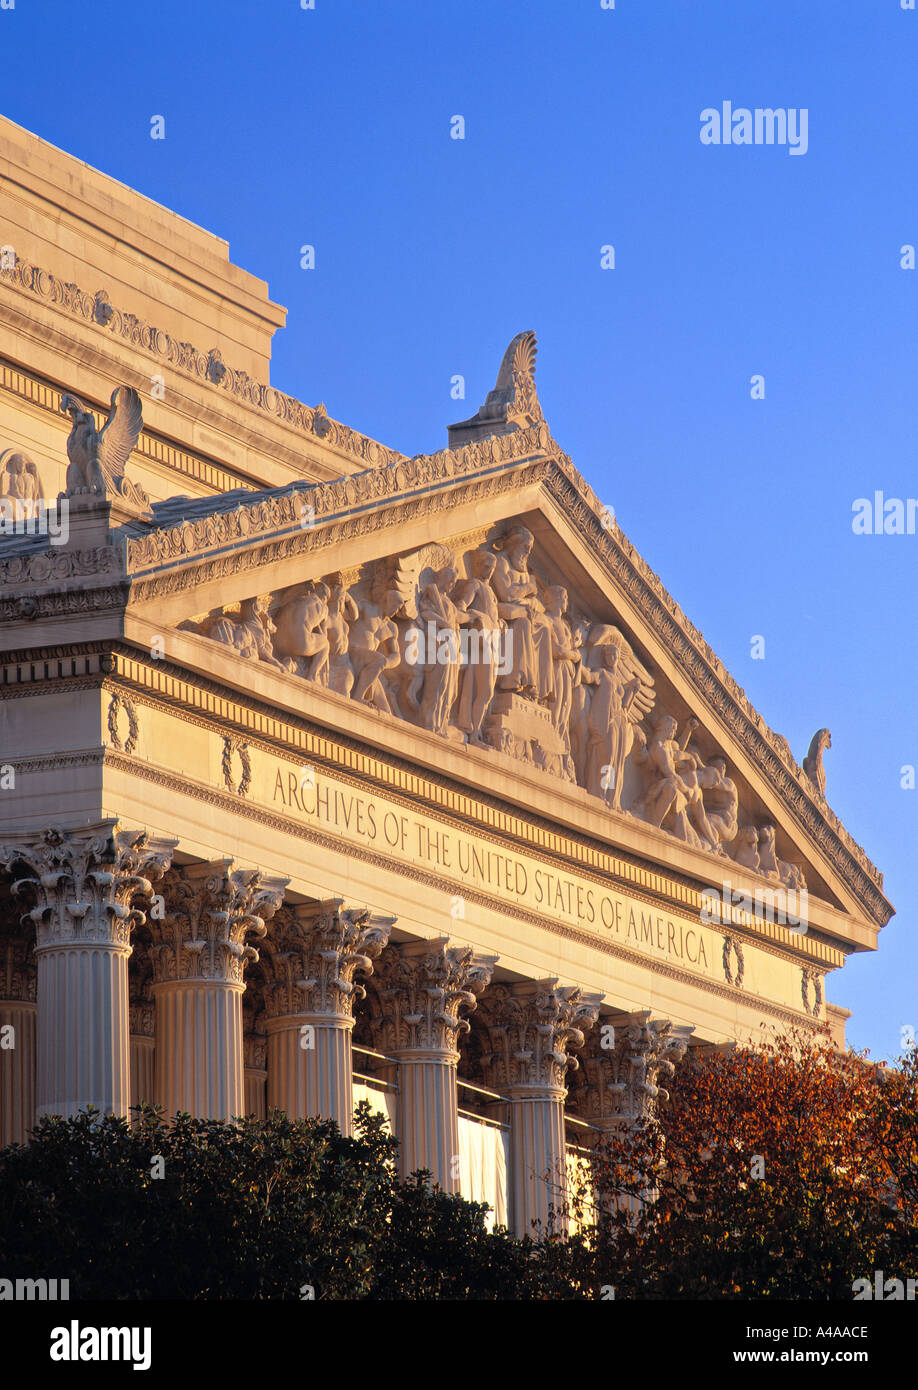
368;939;497;1191
579;1012;694;1133
262;901;392;1135
0;822;176;1120
150;861;287;1121
478;980;601;1236
576;1012;694;1218
0;931;37;1146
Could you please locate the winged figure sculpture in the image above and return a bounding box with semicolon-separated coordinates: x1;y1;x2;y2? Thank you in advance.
60;385;145;498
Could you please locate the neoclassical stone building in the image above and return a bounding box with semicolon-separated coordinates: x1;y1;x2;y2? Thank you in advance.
0;118;893;1234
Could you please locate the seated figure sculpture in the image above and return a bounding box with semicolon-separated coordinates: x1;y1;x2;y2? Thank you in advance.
696;754;739;854
639;713;720;852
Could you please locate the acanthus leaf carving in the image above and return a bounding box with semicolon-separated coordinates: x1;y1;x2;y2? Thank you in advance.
365;938;497;1055
476;980;601;1094
576;1012;694;1126
261;900;394;1021
0;822;177;950
151;861;287;985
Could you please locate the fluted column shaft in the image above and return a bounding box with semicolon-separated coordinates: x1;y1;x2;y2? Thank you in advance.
130;1034;155;1110
576;1013;694;1221
37;940;131;1118
393;1047;460;1190
368;938;496;1191
153;978;244;1120
266;1012;354;1131
508;1084;568;1235
150;861;287;1122
0;1001;36;1144
262;902;393;1137
477;978;602;1237
0;823;176;1122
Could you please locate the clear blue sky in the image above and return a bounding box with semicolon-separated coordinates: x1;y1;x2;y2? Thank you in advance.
3;0;914;1059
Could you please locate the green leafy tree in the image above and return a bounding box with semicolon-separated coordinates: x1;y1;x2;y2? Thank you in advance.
0;1103;588;1300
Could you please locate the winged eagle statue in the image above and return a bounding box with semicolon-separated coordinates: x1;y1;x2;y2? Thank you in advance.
60;385;149;512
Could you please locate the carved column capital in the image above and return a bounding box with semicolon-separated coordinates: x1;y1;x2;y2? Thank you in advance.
262;899;394;1021
151;860;288;985
0;821;177;950
129;936;154;1037
367;937;497;1057
0;935;36;1003
578;1011;694;1125
243;995;268;1071
476;979;602;1096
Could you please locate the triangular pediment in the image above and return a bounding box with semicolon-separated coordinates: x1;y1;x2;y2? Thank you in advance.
101;418;890;941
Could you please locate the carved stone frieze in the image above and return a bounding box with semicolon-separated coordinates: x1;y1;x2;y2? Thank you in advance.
0;546;123;590
0;256;406;470
117;424;885;917
172;517;812;891
0;934;36;1003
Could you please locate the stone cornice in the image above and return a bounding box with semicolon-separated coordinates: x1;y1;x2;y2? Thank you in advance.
0;258;406;473
123;439;550;583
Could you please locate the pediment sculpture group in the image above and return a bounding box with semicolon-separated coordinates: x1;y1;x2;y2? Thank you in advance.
181;523;805;891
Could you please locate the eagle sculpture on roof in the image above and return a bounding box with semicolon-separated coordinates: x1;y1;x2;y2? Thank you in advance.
60;385;144;497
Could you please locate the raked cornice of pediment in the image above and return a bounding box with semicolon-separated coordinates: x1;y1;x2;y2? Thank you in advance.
0;344;890;927
103;426;885;927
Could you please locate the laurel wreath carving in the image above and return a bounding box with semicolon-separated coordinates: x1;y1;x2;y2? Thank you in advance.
722;935;745;988
801;967;823;1017
222;736;251;797
107;692;139;754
